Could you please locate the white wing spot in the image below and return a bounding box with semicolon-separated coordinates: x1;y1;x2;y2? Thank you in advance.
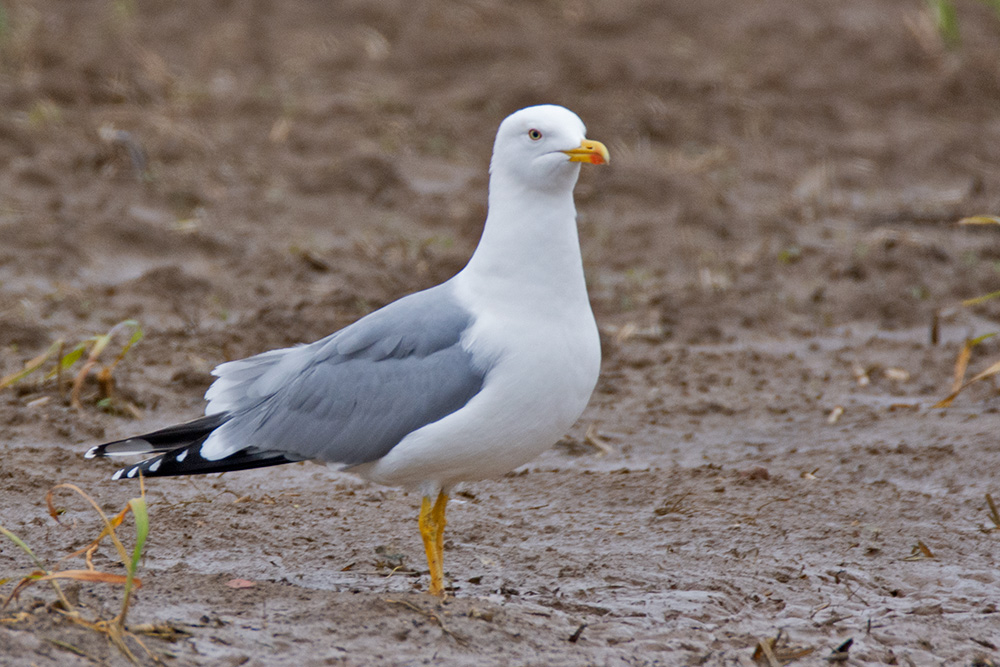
176;450;188;463
112;469;123;480
127;467;138;478
149;459;162;473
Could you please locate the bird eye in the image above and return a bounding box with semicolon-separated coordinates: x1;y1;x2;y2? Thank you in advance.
528;129;542;141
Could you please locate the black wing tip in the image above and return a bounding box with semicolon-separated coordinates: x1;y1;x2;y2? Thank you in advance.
108;447;178;480
109;445;299;480
111;464;141;480
109;442;205;480
87;414;231;463
85;438;149;459
92;413;296;480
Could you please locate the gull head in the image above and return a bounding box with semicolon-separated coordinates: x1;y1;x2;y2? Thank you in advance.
490;105;609;194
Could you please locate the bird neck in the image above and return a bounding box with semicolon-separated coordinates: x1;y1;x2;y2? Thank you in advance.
459;174;589;310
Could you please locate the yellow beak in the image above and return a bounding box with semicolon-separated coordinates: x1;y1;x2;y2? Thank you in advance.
562;139;610;166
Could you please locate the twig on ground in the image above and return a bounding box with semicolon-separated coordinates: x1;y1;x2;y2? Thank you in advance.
386;598;468;645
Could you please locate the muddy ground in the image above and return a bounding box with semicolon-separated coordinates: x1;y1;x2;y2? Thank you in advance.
2;1;1000;665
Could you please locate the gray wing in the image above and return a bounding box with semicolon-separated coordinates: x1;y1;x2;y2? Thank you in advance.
200;282;487;466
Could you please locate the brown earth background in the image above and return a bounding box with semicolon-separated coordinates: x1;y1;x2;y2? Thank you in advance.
2;1;1000;665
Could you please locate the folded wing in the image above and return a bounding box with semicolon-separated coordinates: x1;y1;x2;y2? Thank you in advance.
89;283;488;479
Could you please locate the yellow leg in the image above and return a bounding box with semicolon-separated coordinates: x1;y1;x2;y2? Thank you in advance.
432;491;448;584
418;492;449;596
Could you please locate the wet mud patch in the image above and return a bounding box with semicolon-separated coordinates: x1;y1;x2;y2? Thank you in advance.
3;0;1000;665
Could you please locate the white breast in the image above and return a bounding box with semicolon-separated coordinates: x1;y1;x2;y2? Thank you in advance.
355;274;600;491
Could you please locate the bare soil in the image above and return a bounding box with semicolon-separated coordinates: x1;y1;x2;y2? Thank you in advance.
3;1;1000;665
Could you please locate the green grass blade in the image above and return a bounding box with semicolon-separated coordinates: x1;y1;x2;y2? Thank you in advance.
968;332;998;347
0;523;72;610
127;496;149;574
118;495;149;627
0;524;47;571
126;327;143;348
89;332;113;359
0;340;61;389
43;342;88;380
60;343;89;370
928;0;960;47
963;290;1000;307
105;320;144;378
118;322;144;360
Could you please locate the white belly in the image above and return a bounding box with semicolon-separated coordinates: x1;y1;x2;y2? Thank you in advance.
356;304;600;491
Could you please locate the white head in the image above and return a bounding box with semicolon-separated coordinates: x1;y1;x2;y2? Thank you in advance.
490;105;609;195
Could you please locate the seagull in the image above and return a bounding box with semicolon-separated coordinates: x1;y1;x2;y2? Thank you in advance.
86;104;609;596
